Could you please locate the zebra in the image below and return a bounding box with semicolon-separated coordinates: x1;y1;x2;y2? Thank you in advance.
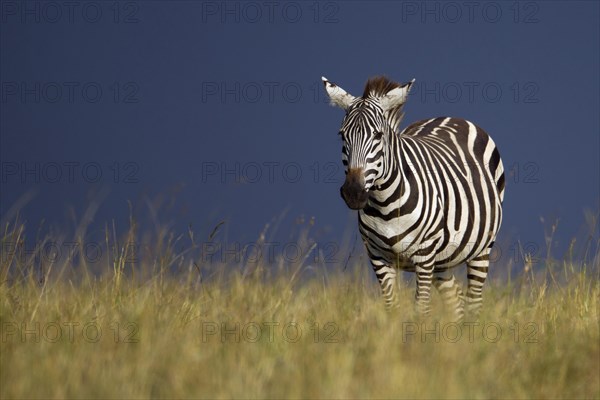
322;75;505;320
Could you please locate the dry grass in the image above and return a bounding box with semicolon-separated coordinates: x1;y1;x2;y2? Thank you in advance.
0;215;598;399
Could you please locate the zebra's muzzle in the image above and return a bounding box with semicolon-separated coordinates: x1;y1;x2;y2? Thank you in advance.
340;169;368;210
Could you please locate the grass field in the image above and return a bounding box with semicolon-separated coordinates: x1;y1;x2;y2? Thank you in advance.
1;216;599;399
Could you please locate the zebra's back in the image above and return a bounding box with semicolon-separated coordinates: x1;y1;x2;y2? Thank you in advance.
400;117;505;203
401;116;505;204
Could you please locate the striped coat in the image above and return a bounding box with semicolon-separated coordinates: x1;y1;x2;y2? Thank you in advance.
323;76;504;320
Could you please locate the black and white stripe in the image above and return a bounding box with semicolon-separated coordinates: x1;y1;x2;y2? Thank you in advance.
323;76;504;320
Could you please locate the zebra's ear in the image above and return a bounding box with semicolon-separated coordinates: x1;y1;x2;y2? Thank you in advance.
322;76;356;110
380;79;415;113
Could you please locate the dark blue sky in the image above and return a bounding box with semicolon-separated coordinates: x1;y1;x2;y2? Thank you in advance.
1;1;598;267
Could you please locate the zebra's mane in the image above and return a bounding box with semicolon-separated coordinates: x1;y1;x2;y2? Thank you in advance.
362;76;406;132
362;76;402;98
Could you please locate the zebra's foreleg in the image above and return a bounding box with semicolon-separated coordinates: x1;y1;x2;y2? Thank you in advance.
414;262;435;317
371;259;400;310
466;248;491;318
433;273;465;322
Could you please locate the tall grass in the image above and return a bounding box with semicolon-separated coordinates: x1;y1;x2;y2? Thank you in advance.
0;209;598;399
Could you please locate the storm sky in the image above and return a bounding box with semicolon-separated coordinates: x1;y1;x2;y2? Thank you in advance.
1;1;598;269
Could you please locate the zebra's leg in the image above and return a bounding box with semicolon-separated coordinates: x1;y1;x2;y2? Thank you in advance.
433;272;465;322
466;247;491;317
371;257;400;310
414;261;435;317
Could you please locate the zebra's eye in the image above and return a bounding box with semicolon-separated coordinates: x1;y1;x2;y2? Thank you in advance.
374;131;383;138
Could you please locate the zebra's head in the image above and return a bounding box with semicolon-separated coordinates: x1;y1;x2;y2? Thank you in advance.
322;76;414;210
